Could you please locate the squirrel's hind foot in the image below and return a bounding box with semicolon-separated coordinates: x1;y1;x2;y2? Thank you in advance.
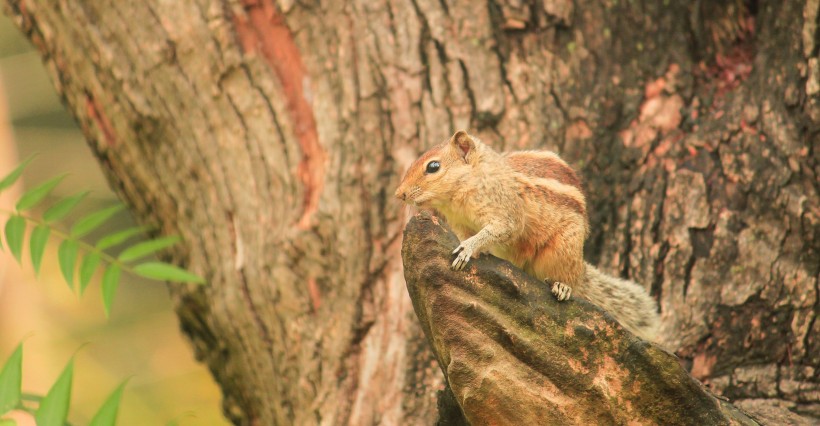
550;281;572;301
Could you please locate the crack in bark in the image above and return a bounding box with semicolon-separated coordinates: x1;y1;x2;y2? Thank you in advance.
620;198;634;280
806;270;820;355
682;239;698;298
651;241;670;303
384;0;399;55
549;85;571;122
408;0;457;130
456;59;478;126
236;67;281;208
221;87;279;211
410;0;435;101
240;62;293;167
84;92;117;146
434;40;457;130
192;0;228;64
485;0;517;104
222;84;280;216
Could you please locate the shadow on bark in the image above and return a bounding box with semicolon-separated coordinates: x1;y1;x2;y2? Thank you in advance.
401;212;760;425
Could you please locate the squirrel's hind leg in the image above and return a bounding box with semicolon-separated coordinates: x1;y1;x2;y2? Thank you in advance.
529;230;585;302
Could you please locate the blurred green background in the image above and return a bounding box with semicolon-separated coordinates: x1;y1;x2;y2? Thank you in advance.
0;13;228;426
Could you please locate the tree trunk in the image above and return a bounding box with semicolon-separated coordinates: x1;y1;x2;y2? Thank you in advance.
2;0;817;424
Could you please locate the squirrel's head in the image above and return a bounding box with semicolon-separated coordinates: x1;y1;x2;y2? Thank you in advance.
395;130;479;208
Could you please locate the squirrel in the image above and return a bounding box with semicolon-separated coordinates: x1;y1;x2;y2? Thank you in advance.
395;130;660;341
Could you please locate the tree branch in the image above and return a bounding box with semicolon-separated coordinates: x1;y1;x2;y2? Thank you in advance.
401;212;759;425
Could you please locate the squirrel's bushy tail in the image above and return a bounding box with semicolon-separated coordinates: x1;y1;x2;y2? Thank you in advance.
577;263;660;341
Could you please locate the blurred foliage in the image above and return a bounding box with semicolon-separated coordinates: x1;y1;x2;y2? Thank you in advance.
0;341;127;426
0;13;228;426
1;158;205;315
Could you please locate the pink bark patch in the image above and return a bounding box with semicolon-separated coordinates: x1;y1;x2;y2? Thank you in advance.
85;93;117;147
619;65;684;159
691;352;717;380
307;277;322;312
565;119;592;142
234;0;327;230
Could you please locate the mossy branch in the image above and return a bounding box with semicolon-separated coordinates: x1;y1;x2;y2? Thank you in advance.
400;212;759;425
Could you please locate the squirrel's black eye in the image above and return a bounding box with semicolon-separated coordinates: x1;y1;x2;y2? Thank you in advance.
425;161;440;174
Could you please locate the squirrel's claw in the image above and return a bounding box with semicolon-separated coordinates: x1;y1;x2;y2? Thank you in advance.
451;241;474;270
551;281;572;301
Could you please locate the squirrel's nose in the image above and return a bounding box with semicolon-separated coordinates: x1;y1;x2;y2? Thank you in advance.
395;189;406;201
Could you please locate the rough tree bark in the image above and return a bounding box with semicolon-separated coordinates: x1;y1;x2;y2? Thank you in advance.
2;0;817;424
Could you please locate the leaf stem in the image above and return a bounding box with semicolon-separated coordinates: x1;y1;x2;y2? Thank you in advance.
0;207;136;276
20;393;43;402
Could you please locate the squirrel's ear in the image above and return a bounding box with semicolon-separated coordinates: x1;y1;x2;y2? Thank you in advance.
450;130;475;160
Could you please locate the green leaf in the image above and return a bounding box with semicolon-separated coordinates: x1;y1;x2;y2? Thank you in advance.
29;225;50;275
88;380;128;426
96;227;145;251
15;174;66;212
42;191;89;223
102;266;121;317
79;253;101;295
0;155;35;195
70;204;124;238
3;216;25;264
57;240;79;290
0;418;17;426
132;262;204;284
34;357;73;426
0;343;23;414
117;235;180;263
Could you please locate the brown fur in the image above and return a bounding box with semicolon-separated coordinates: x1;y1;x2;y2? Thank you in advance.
395;131;659;341
505;151;583;189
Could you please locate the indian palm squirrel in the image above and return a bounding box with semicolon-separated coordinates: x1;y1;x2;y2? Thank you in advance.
395;130;660;341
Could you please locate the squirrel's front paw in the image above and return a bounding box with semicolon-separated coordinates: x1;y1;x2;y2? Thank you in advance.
550;281;572;301
451;239;476;270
